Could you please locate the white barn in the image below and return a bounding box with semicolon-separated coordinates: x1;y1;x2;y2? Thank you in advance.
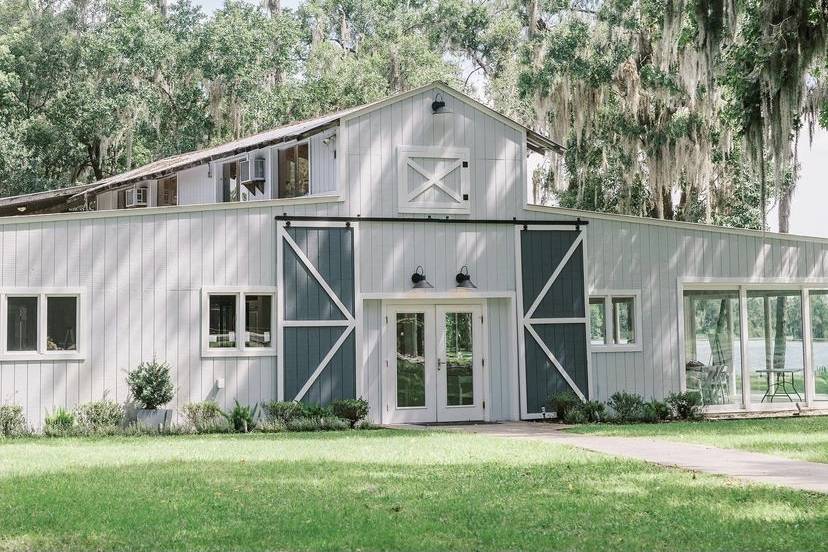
1;82;827;428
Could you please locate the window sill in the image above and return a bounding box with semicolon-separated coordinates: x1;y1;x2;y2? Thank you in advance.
0;352;85;362
591;344;642;353
201;348;277;359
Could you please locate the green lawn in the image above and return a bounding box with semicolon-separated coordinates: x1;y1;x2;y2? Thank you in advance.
567;416;828;463
2;430;828;551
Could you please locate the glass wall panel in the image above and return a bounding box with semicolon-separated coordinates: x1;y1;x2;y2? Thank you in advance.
7;296;38;352
209;295;237;348
612;297;635;344
47;296;77;351
810;290;828;400
683;290;742;406
746;290;804;403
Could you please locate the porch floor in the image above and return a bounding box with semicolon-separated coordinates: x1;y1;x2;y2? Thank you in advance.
427;421;828;494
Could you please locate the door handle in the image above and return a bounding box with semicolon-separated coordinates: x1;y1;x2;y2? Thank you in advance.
437;358;443;371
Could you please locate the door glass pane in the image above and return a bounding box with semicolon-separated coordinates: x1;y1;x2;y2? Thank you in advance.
7;296;38;351
589;298;606;345
47;296;77;351
209;295;236;348
222;161;239;202
810;291;828;400
746;291;804;403
396;313;426;408
683;290;741;406
245;295;272;348
445;312;474;406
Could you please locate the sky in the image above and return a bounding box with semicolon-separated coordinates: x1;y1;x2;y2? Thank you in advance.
195;0;828;238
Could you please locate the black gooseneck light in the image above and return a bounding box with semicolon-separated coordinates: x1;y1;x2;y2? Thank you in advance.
455;266;477;288
411;266;433;289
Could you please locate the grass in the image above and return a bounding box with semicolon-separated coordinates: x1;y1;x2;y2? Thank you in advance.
567;416;828;463
1;430;828;551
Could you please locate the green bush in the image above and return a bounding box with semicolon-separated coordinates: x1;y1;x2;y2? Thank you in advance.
44;407;76;436
264;401;306;424
286;416;349;432
301;403;334;418
580;400;606;423
547;390;581;420
667;392;703;420
608;392;645;423
127;360;175;410
182;401;229;433
641;400;671;423
257;419;287;433
330;398;369;428
0;404;28;436
562;407;588;424
223;400;259;433
75;400;124;432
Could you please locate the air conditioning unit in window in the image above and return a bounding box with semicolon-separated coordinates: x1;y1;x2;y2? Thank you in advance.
240;156;266;195
124;186;148;208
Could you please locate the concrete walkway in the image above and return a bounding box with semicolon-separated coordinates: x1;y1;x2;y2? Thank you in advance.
440;422;828;494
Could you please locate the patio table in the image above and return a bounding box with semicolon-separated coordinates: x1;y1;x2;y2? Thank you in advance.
755;368;803;402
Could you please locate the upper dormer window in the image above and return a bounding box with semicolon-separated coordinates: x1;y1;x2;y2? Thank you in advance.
277;142;310;198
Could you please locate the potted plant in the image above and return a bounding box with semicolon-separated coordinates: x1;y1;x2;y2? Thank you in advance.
127;359;175;429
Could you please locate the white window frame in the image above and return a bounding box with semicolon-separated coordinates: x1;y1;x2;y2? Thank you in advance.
274;139;312;199
0;288;84;361
397;145;471;215
201;287;277;358
588;290;642;352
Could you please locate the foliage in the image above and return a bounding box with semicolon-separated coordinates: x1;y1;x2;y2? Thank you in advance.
667;392;704;420
182;401;229;433
641;400;671;423
607;392;645;423
547;390;581;420
75;400;125;432
44;407;76;436
562;407;588;425
301;403;334;418
580;400;606;423
330;398;369;428
264;401;307;424
0;404;28;436
126;359;175;410
285;416;350;432
223;399;259;433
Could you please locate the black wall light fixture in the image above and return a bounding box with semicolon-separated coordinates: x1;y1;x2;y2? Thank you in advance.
431;93;447;113
411;266;433;289
455;266;477;288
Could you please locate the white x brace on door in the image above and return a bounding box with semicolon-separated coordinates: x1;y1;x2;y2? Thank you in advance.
397;146;470;214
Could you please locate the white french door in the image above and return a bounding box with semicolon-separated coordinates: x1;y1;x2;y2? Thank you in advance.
384;303;485;424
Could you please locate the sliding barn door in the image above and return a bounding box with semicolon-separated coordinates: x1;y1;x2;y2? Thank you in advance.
517;226;589;417
279;223;357;405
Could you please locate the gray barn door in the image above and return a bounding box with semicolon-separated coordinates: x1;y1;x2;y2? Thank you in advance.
280;223;356;405
518;227;589;416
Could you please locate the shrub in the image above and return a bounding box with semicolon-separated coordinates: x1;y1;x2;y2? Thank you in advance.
547;390;581;421
257;419;287;433
0;404;28;437
127;360;175;410
580;400;606;423
264;401;306;424
286;416;349;432
224;400;259;433
182;401;229;433
44;407;76;436
562;407;588;424
330;398;369;428
667;392;703;420
301;403;334;418
608;392;645;423
641;400;671;423
75;400;124;432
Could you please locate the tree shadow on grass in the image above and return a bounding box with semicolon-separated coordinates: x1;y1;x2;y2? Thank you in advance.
1;455;826;552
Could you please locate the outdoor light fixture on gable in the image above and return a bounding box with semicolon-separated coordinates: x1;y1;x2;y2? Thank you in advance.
455;266;477;289
411;266;433;289
431;93;449;114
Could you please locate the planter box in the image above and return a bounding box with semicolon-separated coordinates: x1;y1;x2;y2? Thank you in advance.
136;408;172;430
